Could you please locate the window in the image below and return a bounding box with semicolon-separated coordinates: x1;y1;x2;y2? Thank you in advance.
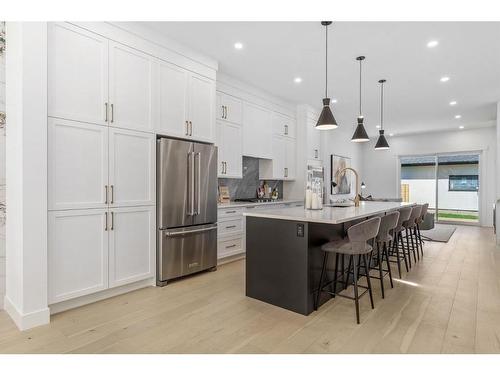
448;175;479;192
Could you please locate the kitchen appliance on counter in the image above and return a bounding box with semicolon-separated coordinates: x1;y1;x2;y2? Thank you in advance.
157;137;218;286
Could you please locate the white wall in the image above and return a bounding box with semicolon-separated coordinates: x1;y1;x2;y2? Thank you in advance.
362;126;496;227
0;22;5;309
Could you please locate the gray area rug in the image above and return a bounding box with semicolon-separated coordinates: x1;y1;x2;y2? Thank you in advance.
421;225;457;243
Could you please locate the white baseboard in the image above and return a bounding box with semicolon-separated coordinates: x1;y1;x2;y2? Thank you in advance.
3;295;50;331
218;253;245;266
49;278;155;315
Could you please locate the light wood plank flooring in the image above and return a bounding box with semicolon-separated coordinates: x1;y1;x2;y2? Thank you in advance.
1;225;499;353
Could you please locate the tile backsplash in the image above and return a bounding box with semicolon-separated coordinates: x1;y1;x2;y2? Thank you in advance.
218;157;283;200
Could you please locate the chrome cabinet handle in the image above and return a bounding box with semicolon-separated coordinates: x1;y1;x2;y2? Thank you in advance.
105;212;108;231
225;105;228;120
284;124;288;135
110;185;114;204
185;121;189;136
110;104;114;123
105;185;108;204
221;161;225;174
225;244;236;249
105;103;108;122
226;210;237;214
221;105;225;119
110;211;114;231
225;225;237;229
314;149;318;158
224;161;227;174
189;121;193;136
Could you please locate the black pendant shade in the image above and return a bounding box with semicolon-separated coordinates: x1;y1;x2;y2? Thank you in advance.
351;116;369;142
316;21;338;130
374;79;390;150
316;98;338;130
374;129;390;150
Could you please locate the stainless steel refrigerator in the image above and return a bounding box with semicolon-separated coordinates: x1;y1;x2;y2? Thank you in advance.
157;137;218;286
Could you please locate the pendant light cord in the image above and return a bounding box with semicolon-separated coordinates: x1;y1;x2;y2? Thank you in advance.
359;59;362;115
380;81;384;130
325;24;328;98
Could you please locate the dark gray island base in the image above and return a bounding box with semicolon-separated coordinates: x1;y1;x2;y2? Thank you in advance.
244;202;415;315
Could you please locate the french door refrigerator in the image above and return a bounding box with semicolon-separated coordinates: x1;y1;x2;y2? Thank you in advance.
157;137;217;285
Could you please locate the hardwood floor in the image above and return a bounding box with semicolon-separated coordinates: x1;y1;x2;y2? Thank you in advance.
1;225;499;354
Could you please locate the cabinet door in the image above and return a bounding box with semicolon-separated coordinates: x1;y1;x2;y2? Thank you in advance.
216;92;224;121
48;22;108;126
109;206;155;288
216;121;226;177
48;209;108;304
157;60;189;138
243;102;272;159
272;136;286;179
109;128;155;207
223;94;243;125
189;74;215;142
109;42;154;132
48;118;108;210
272;113;295;138
224;123;243;178
285;137;296;180
307;117;322;160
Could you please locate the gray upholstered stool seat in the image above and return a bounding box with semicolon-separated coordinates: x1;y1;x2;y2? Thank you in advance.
315;216;381;324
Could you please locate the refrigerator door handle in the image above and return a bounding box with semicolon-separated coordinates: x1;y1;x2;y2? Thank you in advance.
163;224;217;237
195;152;201;215
187;151;195;216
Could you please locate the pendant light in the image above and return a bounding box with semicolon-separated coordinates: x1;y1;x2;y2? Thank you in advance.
315;21;338;130
351;56;369;142
375;79;390;150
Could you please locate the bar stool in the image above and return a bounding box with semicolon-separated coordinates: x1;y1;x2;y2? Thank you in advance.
370;211;399;299
415;203;428;257
314;216;381;324
390;206;412;278
403;205;422;264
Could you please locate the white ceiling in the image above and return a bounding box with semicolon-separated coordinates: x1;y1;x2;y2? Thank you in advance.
142;22;500;136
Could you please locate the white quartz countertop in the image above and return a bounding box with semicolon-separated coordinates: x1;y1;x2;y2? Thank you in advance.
218;200;302;209
243;201;416;225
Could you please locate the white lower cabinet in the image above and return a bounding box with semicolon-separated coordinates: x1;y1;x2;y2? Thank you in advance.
48;209;109;304
109;206;155;288
48;206;154;304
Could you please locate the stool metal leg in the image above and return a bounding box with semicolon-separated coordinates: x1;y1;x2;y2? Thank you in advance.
314;252;329;310
400;231;409;272
405;228;412;269
363;253;375;310
344;255;352;290
377;242;385;299
352;255;360;324
332;252;339;296
383;242;394;288
410;228;417;263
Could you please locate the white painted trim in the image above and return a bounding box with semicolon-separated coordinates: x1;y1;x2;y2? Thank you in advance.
49;277;155;315
3;295;50;331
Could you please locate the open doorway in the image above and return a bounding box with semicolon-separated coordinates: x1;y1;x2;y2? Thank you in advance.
400;153;480;225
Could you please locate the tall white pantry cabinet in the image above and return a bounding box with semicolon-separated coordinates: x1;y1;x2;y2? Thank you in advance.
46;22;216;306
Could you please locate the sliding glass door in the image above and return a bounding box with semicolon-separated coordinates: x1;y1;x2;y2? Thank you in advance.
400;152;480;225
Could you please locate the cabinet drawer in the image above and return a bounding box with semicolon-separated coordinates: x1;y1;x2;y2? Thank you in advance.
217;236;244;259
218;207;244;218
218;218;243;237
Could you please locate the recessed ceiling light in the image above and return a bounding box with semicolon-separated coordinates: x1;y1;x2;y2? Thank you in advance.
234;42;243;50
440;76;450;82
459;125;465;129
389;133;394;137
376;125;381;129
455;115;462;119
331;99;337;103
294;77;302;83
427;40;439;48
449;101;457;106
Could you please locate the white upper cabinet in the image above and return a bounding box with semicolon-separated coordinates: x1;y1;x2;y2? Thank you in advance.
217;92;242;125
109;42;154;132
48;22;109;126
48;209;109;304
189;73;215;142
272;113;296;138
243;102;273;159
284;137;296;180
307;117;322;161
109;128;155;207
156;60;190;138
48;118;108;210
108;206;155;288
272;136;286;179
217;121;243;178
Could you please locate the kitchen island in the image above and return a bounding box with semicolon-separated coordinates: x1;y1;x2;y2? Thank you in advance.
243;201;415;315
